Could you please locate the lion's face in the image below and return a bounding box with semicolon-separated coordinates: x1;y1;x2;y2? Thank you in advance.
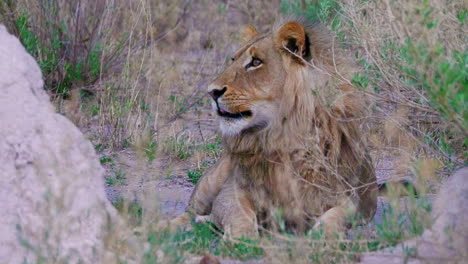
208;22;312;136
207;35;285;135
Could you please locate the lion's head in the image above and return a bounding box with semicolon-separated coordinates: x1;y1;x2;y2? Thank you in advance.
208;19;359;143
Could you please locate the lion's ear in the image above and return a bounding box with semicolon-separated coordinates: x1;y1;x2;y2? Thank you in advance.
275;22;311;61
241;25;259;43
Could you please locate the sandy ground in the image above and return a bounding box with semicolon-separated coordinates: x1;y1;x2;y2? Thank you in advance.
102;107;218;219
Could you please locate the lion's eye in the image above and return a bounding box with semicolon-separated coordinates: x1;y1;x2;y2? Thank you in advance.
246;57;262;69
252;58;262;67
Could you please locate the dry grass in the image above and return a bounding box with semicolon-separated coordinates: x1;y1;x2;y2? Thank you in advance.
340;0;467;161
1;0;466;263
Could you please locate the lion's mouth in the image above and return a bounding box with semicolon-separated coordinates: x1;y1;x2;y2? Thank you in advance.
217;106;252;119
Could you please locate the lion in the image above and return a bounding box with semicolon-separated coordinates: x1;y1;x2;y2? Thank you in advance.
169;17;378;238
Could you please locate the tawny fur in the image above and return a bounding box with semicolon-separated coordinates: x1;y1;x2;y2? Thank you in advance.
170;17;377;238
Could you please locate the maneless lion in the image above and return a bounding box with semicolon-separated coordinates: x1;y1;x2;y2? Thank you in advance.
170;17;378;238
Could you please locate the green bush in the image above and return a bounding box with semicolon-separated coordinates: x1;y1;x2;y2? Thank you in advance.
0;1;123;98
14;10;104;96
400;40;467;140
282;0;467;162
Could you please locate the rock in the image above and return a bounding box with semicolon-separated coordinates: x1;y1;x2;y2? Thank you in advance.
199;253;221;264
360;167;468;263
0;25;127;263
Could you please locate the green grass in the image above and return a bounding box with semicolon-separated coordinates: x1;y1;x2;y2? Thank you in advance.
12;8;105;97
90;105;100;116
163;135;193;160
105;169;127;186
110;200;265;263
145;138;157;163
214;237;264;260
400;40;467;139
351;73;370;90
186;138;222;184
145;222;264;263
108;164;432;262
94;143;104;153
280;0;340;24
375;195;432;247
202;136;223;160
187;168;204;184
105;176;117;186
457;9;467;24
113;198;143;226
168;95;188;116
99;154;113;165
15;10;40;56
99;153;128;186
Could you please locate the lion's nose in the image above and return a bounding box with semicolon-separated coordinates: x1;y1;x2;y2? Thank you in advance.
208;86;227;101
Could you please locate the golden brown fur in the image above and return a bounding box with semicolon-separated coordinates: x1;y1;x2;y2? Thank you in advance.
171;17;378;238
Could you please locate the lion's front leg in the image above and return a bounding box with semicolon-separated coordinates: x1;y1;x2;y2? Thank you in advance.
313;197;357;236
162;157;232;230
188;157;233;215
211;178;258;239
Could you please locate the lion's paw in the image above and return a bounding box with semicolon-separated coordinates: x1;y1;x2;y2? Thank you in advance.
195;214;212;224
